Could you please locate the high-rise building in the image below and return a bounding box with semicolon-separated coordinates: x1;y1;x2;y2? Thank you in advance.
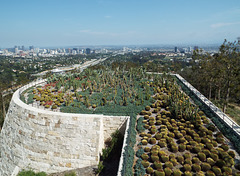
86;48;91;54
174;47;178;53
29;45;34;50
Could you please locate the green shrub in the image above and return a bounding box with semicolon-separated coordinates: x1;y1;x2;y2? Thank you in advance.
64;171;77;176
201;162;211;171
17;170;47;176
164;167;172;176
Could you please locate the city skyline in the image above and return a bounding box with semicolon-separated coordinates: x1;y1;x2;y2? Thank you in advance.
0;0;240;47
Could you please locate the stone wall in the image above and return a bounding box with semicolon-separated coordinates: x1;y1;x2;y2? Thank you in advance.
0;82;128;176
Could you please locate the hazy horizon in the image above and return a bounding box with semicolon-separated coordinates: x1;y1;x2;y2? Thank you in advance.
0;0;240;48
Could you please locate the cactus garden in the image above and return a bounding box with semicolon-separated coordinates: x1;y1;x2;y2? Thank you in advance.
20;66;240;175
21;67;156;115
134;77;240;176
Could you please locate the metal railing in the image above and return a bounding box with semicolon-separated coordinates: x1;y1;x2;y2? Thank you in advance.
175;74;240;136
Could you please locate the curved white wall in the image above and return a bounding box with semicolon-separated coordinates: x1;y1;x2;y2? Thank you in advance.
0;81;128;176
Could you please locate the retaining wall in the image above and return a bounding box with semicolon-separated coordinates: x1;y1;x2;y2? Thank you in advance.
0;81;128;176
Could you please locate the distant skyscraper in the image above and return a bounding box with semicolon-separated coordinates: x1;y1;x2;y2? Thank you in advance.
29;45;34;50
86;48;91;54
174;47;178;53
22;45;25;51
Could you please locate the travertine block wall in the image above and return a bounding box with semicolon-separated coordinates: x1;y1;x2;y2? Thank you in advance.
0;85;128;176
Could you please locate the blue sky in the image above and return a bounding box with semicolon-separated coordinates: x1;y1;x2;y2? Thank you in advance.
0;0;240;47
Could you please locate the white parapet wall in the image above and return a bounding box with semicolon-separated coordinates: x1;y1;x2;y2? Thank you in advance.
0;80;128;176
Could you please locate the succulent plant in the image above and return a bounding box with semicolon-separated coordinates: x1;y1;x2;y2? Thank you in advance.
177;156;184;164
184;171;192;176
146;166;154;174
215;159;226;168
161;155;169;163
201;162;211;171
192;157;200;164
197;152;206;162
228;150;235;158
206;143;214;150
184;158;192;165
206;157;215;166
220;144;229;151
212;166;222;175
192;146;201;153
172;169;182;176
145;106;151;111
171;145;178;153
216;137;224;144
154;170;165;176
184;152;191;160
141;160;150;168
154;161;163;170
144;147;151;152
205;171;216;176
192;163;201;172
141;139;148;145
183;164;192;171
202;149;211;157
141;153;149;160
222;166;232;175
151;155;160;162
164;167;172;176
